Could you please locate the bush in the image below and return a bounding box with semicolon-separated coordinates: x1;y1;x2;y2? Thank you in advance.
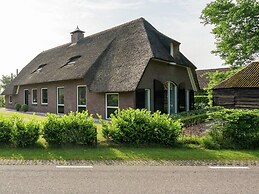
194;95;209;109
208;109;259;149
0;96;5;108
15;103;21;111
21;104;28;112
43;111;97;146
0;116;13;145
12;116;40;147
101;108;182;146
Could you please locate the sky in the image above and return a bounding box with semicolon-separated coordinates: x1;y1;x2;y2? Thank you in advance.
0;0;225;77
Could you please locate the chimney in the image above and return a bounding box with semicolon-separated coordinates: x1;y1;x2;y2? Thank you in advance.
170;42;180;60
16;69;19;76
70;26;85;44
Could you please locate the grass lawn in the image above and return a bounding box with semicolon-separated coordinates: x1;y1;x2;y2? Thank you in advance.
0;108;259;161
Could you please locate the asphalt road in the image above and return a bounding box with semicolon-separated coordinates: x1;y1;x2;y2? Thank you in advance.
0;165;258;194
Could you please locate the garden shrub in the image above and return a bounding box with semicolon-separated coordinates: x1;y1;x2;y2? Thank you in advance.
15;103;21;111
0;116;13;145
101;108;182;146
43;111;97;146
208;109;259;149
194;95;209;109
0;96;5;108
21;104;28;112
12;116;40;147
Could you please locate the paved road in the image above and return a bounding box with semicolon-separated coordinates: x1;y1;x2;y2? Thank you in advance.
0;165;258;194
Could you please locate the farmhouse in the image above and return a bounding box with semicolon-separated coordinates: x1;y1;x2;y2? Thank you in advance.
2;18;199;118
213;61;259;109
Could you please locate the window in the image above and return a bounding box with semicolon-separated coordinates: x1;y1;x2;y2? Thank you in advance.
32;89;37;104
77;85;86;112
41;88;48;105
164;81;177;114
32;64;47;74
9;95;13;104
60;56;81;68
145;89;151;111
185;90;190;111
24;89;29;105
57;87;64;114
106;93;119;119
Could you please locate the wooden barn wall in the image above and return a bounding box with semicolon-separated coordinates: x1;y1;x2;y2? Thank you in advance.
213;88;259;109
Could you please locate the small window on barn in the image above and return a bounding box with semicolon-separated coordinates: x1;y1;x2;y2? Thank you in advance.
106;93;119;119
60;55;81;68
41;88;48;105
32;64;47;74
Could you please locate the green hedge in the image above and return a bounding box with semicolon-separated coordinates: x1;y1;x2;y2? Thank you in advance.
43;111;97;146
207;109;259;149
0;115;40;147
101;108;182;146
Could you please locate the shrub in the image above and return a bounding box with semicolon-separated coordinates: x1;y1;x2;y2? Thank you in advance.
12;116;40;147
0;96;5;108
43;111;97;146
194;95;209;109
208;109;259;149
101;108;182;146
21;104;28;112
0;116;13;145
15;103;21;111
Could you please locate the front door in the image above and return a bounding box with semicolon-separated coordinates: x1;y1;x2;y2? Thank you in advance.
24;89;29;105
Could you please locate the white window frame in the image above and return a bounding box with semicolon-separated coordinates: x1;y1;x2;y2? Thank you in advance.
9;95;13;104
24;89;29;105
105;93;119;119
77;85;87;112
41;88;48;105
57;87;64;114
166;81;178;114
31;88;38;105
145;89;151;111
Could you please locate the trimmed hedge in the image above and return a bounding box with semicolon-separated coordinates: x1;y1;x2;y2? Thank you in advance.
101;108;182;146
0;116;12;145
43;111;97;146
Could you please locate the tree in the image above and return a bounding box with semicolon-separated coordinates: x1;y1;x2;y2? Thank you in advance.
200;0;259;67
0;75;14;91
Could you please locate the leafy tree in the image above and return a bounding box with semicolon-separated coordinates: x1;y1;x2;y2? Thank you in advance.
0;75;14;91
205;67;242;106
200;0;259;67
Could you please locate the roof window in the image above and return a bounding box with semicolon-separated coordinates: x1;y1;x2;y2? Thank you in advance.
60;55;81;68
32;64;47;74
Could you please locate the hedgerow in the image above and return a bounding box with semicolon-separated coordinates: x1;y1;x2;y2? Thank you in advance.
101;108;182;146
43;111;97;146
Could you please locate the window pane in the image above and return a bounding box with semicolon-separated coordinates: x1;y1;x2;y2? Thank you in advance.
58;106;64;114
145;89;150;111
42;89;48;104
78;86;86;105
32;90;37;103
107;108;118;118
58;88;64;104
107;94;118;106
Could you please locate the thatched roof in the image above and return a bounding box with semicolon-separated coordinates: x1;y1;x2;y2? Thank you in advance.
214;61;259;89
196;67;230;89
2;18;197;95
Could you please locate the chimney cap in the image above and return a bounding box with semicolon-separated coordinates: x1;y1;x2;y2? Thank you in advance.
70;26;85;34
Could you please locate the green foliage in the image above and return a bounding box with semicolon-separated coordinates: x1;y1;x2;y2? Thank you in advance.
180;114;208;127
0;96;4;108
101;108;182;146
0;116;13;145
43;111;97;146
21;104;28;112
0;75;14;91
194;95;209;109
12;116;40;148
15;103;21;111
205;68;241;106
208;109;259;149
200;0;259;67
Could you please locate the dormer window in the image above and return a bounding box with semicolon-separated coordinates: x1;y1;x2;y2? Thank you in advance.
32;64;47;74
60;56;81;68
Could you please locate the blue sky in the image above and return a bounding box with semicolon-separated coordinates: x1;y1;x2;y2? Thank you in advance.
0;0;224;77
